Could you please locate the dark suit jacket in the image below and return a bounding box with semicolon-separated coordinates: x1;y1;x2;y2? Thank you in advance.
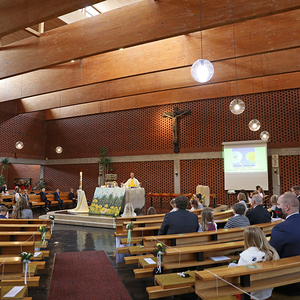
36;191;47;201
270;213;300;295
270;213;300;258
69;192;75;200
246;205;271;225
53;192;61;201
158;209;199;235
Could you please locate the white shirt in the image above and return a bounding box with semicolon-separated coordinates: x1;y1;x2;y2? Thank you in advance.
238;246;274;299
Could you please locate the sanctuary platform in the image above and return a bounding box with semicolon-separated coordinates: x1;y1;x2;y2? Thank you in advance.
39;210;115;229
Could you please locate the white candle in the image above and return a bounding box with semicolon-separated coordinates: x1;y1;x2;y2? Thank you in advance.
79;172;82;189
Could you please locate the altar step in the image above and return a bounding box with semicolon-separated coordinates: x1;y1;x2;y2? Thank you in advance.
39;211;115;229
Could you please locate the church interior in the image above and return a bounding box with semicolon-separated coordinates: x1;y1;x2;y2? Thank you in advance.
0;0;299;299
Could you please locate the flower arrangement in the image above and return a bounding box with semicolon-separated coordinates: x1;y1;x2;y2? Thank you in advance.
126;222;135;230
201;195;205;204
153;242;166;254
21;252;33;263
38;226;47;245
49;216;55;234
177;271;191;278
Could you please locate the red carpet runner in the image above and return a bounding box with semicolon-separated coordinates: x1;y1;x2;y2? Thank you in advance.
48;251;132;300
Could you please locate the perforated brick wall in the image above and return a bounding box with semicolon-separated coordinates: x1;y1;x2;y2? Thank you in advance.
45;89;300;159
0;103;45;160
44;160;174;203
279;155;300;194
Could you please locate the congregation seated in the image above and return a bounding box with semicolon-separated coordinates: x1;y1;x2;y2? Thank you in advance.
121;203;136;217
189;199;198;211
0;206;8;218
236;192;248;211
270;194;279;218
229;226;279;299
158;195;198;235
12;196;33;219
23;189;32;209
169;199;177;212
270;192;300;296
69;188;76;208
36;187;51;211
147;207;157;215
246;194;271;225
52;188;63;210
224;203;250;229
198;207;217;232
194;193;203;209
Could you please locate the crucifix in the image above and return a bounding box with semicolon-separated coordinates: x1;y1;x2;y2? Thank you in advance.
162;106;190;153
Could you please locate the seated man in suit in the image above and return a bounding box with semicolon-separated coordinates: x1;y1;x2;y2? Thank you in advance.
53;188;63;210
224;202;250;229
69;188;76;208
36;188;51;211
158;195;199;235
270;192;300;296
246;194;271;225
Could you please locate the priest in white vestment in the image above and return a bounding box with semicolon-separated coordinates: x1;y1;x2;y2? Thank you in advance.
124;172;140;188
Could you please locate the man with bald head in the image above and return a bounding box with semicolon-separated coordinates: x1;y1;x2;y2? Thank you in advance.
270;192;300;295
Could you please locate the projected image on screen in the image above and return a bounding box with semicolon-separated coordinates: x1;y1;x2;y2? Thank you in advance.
232;148;255;168
223;141;268;190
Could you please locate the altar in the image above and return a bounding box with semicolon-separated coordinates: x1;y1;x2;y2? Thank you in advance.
89;187;145;216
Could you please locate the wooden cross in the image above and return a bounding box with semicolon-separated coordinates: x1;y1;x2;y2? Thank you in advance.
162;106;190;153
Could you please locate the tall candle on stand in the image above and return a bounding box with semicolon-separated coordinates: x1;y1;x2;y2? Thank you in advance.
79;172;82;190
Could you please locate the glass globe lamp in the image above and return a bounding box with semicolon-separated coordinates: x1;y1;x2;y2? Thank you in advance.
55;146;63;154
191;59;214;83
260;131;270;141
249;119;261;131
229;98;245;115
15;141;24;150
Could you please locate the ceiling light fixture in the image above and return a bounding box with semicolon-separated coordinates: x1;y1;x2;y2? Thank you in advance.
15;141;24;150
191;0;214;83
249;119;261;131
260;131;270;141
55;146;63;154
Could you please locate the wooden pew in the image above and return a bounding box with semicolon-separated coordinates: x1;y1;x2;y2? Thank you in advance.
0;224;47;232
195;255;300;299
0;219;50;229
117;210;234;238
0;232;42;242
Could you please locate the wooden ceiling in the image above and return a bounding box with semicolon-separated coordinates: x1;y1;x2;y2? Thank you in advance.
0;0;300;120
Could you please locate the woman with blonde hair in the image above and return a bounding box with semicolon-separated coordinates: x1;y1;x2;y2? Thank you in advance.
270;195;278;218
198;207;217;232
12;196;33;219
121;203;136;217
237;192;247;211
236;227;279;299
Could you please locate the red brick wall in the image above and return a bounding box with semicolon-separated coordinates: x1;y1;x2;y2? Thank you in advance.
45;89;300;159
0;102;45;160
44;160;174;201
279;155;300;194
7;164;41;190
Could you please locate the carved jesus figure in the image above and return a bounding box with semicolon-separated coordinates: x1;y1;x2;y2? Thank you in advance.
162;107;190;151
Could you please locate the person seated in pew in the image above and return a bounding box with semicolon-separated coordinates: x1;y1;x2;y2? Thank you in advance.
69;188;76;208
121;203;136;217
229;226;279;300
147;207;157;215
12;185;19;195
52;188;63;210
158;195;198;235
23;189;32;209
36;188;51;211
269;192;300;296
14;187;22;202
0;184;8;195
198;207;217;232
189;199;198;211
236;192;248;211
12;197;33;219
246;194;271;225
270;195;279;218
224;203;250;229
0;206;8;219
169;199;177;212
194;193;203;209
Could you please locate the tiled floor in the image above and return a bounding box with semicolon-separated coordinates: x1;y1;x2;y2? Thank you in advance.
30;209;300;300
